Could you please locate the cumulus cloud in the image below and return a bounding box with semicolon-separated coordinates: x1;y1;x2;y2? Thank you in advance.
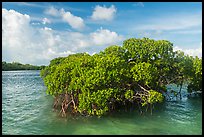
91;5;117;21
32;22;41;25
2;8;39;63
90;27;124;46
44;6;59;17
42;17;51;24
60;8;85;30
2;8;75;65
44;6;85;30
2;8;124;65
173;43;202;58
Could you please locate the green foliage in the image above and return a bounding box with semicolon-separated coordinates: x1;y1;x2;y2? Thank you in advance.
40;37;202;117
123;38;175;91
148;90;164;104
125;90;134;100
172;51;202;93
130;62;158;87
187;56;202;93
141;90;164;106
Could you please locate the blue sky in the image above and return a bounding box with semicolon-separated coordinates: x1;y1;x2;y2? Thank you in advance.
2;2;202;65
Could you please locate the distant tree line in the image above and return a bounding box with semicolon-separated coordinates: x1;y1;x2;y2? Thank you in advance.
2;61;46;71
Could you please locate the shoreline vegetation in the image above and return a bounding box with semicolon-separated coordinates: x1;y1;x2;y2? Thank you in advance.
5;37;201;118
40;37;202;118
2;61;46;71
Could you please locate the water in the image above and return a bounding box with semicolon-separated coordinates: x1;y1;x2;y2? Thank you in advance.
2;70;202;135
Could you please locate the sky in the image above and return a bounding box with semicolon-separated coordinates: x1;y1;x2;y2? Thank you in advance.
2;2;202;65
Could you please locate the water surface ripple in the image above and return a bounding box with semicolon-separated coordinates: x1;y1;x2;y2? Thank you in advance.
2;71;202;135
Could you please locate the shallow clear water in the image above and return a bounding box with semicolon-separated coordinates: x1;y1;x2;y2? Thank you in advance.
2;70;202;135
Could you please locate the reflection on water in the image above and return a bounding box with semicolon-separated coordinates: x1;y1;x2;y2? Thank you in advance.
2;71;202;135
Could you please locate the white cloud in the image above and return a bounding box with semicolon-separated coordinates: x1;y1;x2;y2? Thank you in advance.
2;8;124;65
2;8;75;65
31;22;40;25
91;5;117;21
2;9;40;64
43;48;75;60
44;7;85;30
44;6;59;17
91;52;97;55
90;27;124;46
43;27;52;31
173;43;202;58
42;17;51;24
60;8;85;30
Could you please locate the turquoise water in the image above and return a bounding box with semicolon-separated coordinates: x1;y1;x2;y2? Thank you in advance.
2;70;202;135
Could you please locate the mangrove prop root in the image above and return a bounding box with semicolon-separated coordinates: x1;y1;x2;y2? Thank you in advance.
56;93;78;117
54;87;158;117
